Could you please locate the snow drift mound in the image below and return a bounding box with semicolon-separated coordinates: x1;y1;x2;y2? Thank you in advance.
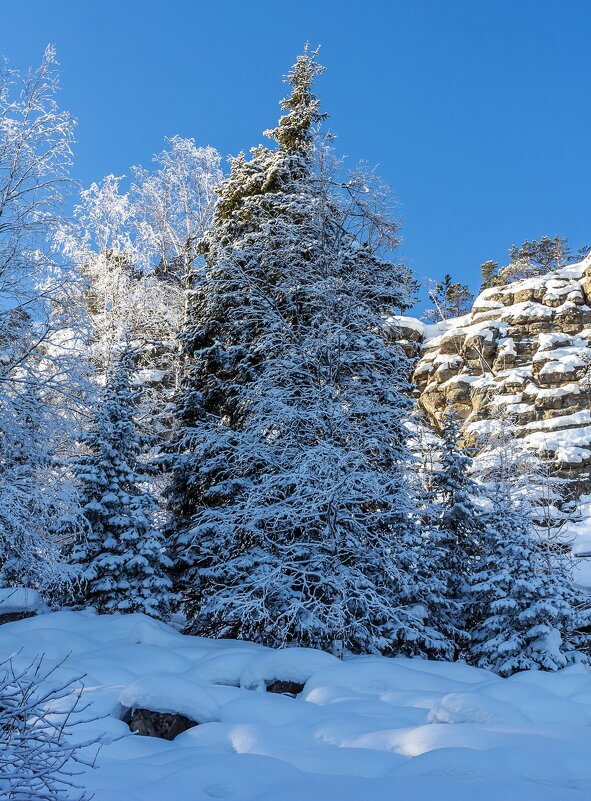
2;610;591;801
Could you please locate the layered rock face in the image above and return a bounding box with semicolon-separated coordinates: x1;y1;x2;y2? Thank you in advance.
398;253;591;491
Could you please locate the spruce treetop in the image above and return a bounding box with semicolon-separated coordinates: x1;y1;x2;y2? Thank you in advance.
210;45;326;237
265;44;327;155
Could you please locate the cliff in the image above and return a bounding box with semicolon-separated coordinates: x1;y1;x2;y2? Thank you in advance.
397;252;591;490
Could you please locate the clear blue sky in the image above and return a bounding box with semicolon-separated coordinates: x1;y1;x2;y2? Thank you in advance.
2;0;590;301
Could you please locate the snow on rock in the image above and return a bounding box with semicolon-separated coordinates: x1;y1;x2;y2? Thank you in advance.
119;674;220;722
0;587;42;615
2;611;591;801
240;646;338;691
397;257;591;480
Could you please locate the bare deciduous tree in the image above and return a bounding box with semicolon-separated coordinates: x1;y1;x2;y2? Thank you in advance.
0;653;100;800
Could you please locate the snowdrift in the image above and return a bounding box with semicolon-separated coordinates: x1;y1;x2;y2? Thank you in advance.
1;610;591;800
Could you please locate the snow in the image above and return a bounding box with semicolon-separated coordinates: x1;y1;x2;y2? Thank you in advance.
500;301;555;323
537;348;587;376
427;692;530;724
524;425;591;463
2;611;591;800
523;410;591;432
120;675;220;722
0;586;42;614
239;647;338;690
391;314;472;345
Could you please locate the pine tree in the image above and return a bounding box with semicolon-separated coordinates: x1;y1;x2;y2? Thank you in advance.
167;47;455;658
425;274;473;321
508;235;570;274
72;344;175;618
479;236;571;293
479;259;502;292
469;420;589;675
427;410;482;652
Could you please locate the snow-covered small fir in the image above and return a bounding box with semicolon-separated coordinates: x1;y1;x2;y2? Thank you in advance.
71;344;175;618
469;417;589;675
417;409;483;654
0;385;81;591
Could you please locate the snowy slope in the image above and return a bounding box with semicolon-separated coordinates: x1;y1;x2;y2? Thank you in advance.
2;611;591;800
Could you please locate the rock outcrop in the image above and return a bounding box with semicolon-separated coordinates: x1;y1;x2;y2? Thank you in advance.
126;707;198;740
397;252;591;491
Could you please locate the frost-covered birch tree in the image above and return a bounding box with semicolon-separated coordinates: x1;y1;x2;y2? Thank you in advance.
167;47;455;658
0;45;74;314
0;45;81;400
131;136;222;287
0;47;88;596
56;139;223;433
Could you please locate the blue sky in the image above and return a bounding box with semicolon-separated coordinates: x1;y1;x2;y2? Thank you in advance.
2;0;590;302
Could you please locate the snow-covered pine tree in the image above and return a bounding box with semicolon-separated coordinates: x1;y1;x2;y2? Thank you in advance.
72;343;175;618
0;385;71;589
469;417;589;675
167;47;455;658
429;409;482;649
417;409;481;653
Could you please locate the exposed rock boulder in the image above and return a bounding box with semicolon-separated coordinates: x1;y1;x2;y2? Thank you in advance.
119;675;220;740
126;708;197;740
266;679;305;697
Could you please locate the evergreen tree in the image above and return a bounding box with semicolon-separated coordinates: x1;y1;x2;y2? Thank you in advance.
469;420;589;675
425;274;473;321
167;47;454;658
428;410;482;652
72;344;174;618
508;235;570;274
479;259;502;292
479;236;571;293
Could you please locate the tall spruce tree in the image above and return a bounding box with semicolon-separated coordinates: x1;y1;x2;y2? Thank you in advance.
167;47;454;658
72;344;175;618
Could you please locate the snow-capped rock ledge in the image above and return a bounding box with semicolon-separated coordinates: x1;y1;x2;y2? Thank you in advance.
2;610;591;801
0;587;43;623
397;253;591;486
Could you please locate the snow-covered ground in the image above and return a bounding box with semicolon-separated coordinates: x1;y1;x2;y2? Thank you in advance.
2;612;591;800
